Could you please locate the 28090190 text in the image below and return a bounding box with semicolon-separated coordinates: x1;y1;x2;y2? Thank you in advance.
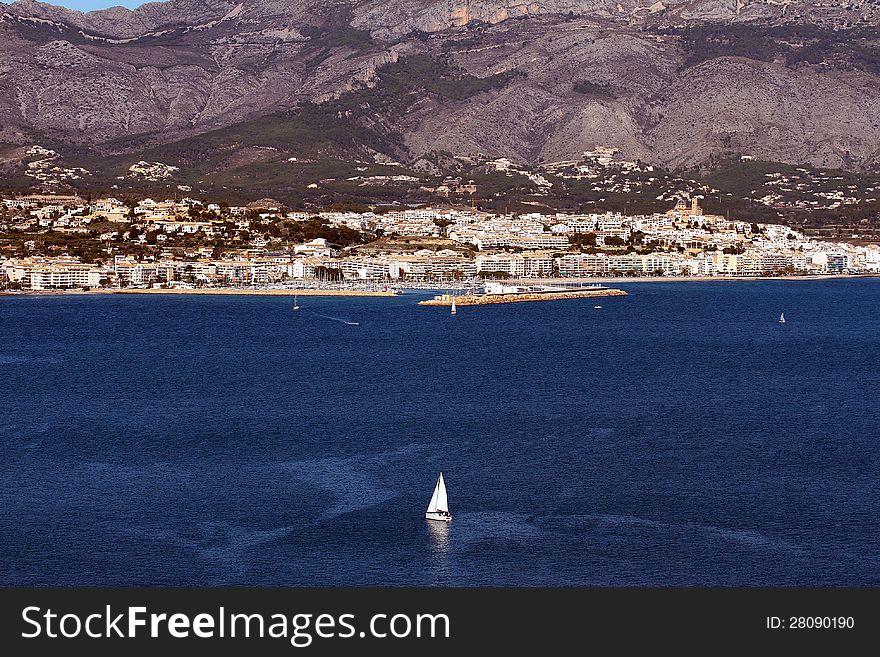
766;616;855;630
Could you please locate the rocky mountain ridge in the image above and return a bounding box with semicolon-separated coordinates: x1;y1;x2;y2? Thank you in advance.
1;0;879;182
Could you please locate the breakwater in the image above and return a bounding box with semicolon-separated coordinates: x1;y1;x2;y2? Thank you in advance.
418;288;628;306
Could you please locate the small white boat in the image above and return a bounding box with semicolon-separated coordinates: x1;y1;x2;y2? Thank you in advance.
594;305;602;309
292;293;300;311
425;472;451;523
779;312;785;324
451;297;457;315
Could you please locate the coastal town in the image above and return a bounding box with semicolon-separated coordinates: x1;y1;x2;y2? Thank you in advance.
1;190;878;292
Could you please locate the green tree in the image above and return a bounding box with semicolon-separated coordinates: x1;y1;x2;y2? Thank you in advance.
569;232;597;247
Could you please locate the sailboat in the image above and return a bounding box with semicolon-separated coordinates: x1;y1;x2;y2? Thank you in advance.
451;296;457;316
425;472;452;523
292;292;300;311
778;312;785;324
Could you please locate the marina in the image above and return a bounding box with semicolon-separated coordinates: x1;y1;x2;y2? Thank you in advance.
418;282;628;306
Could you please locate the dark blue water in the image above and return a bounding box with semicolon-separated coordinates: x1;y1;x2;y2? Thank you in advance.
1;280;879;585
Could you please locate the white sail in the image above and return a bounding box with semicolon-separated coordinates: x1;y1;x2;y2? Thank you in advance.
779;312;785;323
426;479;440;512
435;472;448;513
451;298;457;315
427;472;449;514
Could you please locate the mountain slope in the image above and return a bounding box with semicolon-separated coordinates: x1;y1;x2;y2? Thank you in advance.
1;0;879;176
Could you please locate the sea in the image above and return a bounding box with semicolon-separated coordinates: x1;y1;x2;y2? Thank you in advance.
1;279;878;586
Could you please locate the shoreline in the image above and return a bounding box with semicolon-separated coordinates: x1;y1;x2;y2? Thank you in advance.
1;288;398;297
2;273;878;297
107;288;398;297
505;273;880;285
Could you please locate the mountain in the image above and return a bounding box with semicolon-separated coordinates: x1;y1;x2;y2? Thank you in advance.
1;0;879;196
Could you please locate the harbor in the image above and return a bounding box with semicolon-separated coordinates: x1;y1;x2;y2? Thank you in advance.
418;282;628;306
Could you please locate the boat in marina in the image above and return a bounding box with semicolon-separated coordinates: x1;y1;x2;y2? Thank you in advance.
425;472;452;523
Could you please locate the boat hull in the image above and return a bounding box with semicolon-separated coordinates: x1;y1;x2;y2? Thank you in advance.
425;512;452;523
